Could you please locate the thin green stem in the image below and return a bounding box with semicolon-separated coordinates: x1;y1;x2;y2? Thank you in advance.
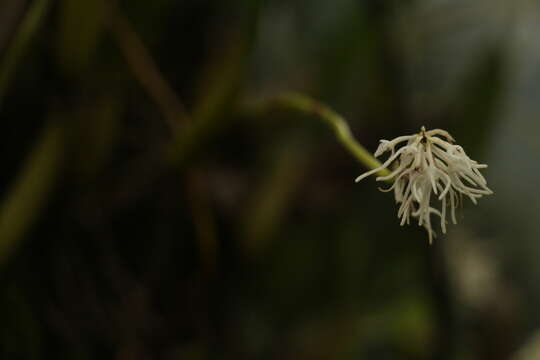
262;92;390;178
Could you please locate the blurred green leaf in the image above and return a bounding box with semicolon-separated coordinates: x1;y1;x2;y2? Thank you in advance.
0;0;50;107
0;120;66;266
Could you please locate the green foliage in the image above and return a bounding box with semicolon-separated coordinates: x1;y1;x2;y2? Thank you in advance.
0;0;525;359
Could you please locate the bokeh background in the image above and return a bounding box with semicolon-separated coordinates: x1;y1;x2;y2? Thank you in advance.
1;0;539;359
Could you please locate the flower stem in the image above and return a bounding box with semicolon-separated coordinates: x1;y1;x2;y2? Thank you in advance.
262;92;390;178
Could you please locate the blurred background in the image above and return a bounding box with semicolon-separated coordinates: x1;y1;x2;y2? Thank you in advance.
0;0;538;359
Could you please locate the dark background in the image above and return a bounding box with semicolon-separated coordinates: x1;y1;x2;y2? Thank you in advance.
0;0;536;359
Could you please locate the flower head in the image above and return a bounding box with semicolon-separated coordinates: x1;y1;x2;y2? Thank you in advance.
355;126;492;243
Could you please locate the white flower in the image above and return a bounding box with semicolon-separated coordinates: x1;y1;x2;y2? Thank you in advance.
355;126;493;243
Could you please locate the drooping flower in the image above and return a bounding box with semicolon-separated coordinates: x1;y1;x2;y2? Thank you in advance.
355;126;492;243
